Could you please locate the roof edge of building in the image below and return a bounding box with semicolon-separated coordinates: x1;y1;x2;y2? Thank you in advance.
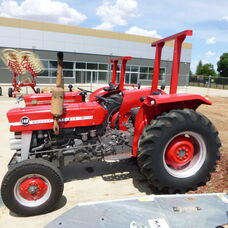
0;17;192;49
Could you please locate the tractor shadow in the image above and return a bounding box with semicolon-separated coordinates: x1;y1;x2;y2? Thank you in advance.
9;196;67;217
60;158;161;195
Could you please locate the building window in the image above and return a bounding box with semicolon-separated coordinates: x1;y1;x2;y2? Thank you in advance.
37;70;48;77
36;58;165;84
50;70;57;77
140;66;149;73
131;73;138;84
138;67;166;84
87;63;98;70
41;60;48;68
116;72;120;83
99;64;108;70
126;65;130;71
148;72;153;79
131;66;138;72
49;61;57;69
159;68;165;80
98;72;108;84
63;62;73;69
76;62;86;69
63;70;73;77
125;73;130;83
140;73;148;80
111;64;121;71
76;71;85;83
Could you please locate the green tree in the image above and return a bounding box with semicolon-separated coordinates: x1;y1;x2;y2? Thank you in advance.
196;60;203;75
201;63;216;76
217;53;228;77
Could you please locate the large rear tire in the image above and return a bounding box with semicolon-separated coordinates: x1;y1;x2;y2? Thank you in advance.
1;159;64;216
137;109;221;193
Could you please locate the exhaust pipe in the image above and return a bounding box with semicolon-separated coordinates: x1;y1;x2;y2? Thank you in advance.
51;52;64;135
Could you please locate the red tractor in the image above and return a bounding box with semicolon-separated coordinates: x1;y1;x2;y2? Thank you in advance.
1;30;221;216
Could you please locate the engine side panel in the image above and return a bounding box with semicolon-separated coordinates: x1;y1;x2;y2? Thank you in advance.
8;102;107;132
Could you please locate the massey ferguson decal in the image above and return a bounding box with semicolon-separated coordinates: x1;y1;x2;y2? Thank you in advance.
20;116;30;126
12;116;93;127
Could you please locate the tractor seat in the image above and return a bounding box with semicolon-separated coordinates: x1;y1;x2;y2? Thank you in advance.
103;87;114;91
152;91;162;95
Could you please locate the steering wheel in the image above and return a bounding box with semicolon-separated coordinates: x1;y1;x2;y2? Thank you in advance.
77;87;93;93
109;82;116;90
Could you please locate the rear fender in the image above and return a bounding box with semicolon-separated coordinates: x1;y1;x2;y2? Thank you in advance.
132;93;211;156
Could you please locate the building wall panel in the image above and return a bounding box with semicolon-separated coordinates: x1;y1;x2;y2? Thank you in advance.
0;26;191;63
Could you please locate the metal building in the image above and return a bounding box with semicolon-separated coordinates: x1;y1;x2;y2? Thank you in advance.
0;17;192;87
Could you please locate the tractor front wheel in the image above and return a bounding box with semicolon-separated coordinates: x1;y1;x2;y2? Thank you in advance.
1;159;64;216
137;109;221;193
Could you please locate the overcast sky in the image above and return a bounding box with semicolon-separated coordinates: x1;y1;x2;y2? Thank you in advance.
0;0;227;72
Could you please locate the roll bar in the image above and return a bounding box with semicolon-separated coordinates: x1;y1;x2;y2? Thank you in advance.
151;30;192;94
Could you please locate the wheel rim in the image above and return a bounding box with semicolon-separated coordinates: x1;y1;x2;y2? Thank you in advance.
14;174;52;207
163;131;206;178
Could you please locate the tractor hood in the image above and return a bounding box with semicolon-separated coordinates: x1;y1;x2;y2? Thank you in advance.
24;91;82;106
7;102;107;132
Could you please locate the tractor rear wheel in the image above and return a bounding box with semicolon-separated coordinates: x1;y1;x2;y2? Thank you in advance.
1;159;64;216
137;109;221;193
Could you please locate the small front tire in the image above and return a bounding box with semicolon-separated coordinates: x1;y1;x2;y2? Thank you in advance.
1;159;64;216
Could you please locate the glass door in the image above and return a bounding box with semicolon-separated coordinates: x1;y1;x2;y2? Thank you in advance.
92;71;98;83
130;73;138;84
125;73;130;84
86;71;98;83
125;73;138;84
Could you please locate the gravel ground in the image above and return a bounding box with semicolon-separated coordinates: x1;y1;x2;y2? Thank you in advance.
189;97;228;194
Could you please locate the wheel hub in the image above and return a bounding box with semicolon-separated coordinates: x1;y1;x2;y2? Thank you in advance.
165;136;194;168
28;185;38;194
19;177;48;201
